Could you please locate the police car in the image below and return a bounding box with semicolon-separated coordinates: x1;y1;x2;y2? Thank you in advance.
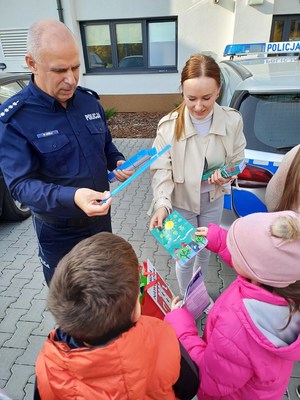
218;41;300;225
0;72;31;221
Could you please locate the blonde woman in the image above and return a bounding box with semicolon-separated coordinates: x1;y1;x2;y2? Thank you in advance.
149;54;246;295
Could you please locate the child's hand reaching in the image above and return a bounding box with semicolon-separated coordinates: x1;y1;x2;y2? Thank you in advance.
195;226;208;237
171;296;183;311
195;223;233;267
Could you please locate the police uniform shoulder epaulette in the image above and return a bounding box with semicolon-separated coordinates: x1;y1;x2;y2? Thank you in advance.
77;86;100;100
0;98;24;122
157;111;179;126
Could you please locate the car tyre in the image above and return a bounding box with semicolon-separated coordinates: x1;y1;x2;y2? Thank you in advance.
1;185;31;221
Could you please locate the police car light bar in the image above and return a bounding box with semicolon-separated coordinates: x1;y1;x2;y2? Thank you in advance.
224;41;300;57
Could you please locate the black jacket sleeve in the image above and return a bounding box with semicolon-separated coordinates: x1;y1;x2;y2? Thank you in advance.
33;379;41;400
173;341;200;399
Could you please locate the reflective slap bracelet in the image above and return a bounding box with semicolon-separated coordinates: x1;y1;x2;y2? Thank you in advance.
103;144;171;203
108;147;157;183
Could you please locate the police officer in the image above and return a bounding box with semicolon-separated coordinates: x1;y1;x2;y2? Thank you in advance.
0;19;133;285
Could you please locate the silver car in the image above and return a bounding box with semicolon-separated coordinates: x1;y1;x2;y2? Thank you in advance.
0;72;31;221
218;42;300;225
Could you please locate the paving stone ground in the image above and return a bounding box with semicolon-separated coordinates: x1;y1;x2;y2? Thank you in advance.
0;139;299;400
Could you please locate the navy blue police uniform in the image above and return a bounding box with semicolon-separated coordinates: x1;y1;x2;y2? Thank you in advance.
0;76;125;284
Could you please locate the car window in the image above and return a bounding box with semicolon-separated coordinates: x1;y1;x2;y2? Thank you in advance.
0;80;25;104
88;52;106;68
119;56;144;68
239;93;300;154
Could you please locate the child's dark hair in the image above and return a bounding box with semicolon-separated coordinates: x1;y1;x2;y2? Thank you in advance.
48;232;140;342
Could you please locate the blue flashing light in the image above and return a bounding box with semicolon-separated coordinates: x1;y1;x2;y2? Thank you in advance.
224;41;300;57
224;43;265;57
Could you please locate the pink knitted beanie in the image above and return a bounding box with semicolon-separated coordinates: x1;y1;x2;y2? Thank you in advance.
227;211;300;288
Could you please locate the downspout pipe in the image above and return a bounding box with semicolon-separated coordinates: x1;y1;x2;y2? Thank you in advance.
56;0;64;23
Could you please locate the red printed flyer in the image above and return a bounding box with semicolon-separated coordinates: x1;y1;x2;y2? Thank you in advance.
144;259;174;315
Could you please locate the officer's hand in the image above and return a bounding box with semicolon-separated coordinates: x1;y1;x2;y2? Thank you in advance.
74;188;112;216
113;160;136;182
149;207;168;230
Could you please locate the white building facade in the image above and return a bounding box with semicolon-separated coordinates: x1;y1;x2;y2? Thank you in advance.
0;0;299;111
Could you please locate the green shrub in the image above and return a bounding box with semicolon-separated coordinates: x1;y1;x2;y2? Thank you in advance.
105;107;118;121
174;100;182;108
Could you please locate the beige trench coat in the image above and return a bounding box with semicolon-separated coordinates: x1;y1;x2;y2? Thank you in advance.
149;103;246;215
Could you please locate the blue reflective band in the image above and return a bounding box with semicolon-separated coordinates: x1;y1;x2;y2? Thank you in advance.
108;147;157;183
224;41;300;57
103;144;171;202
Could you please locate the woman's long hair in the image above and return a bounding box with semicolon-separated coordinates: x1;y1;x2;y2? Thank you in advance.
276;147;300;212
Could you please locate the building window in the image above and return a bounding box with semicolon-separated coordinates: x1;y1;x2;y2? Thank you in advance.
80;18;177;74
270;15;300;42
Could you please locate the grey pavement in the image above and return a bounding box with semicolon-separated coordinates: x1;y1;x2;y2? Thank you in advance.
0;138;299;400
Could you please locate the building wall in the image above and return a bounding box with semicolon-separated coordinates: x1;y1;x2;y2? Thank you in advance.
68;0;237;95
233;0;274;43
274;0;300;14
0;0;57;72
66;0;236;110
0;0;299;111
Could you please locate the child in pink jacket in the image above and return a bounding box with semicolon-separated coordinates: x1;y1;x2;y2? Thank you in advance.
165;210;300;400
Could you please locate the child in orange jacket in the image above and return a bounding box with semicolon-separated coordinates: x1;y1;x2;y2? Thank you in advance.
34;232;199;400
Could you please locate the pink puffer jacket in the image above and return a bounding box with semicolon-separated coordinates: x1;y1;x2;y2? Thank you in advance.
165;276;300;399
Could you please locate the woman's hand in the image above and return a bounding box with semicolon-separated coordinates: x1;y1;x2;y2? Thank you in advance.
208;169;235;186
149;207;168;230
